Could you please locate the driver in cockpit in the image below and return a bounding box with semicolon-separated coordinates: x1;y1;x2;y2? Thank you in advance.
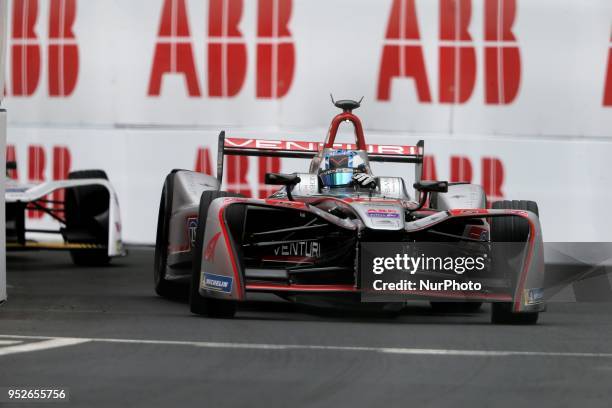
317;150;377;189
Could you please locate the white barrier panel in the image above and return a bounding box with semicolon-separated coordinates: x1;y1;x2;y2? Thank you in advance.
1;0;610;133
3;0;612;244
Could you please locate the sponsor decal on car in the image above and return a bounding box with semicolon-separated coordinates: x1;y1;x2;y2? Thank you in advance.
273;241;321;258
372;219;396;226
201;273;233;293
224;138;419;156
186;216;198;249
367;209;400;218
6;187;30;193
524;288;545;305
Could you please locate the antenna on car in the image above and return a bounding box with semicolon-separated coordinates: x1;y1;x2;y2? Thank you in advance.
330;94;364;109
332;97;362;113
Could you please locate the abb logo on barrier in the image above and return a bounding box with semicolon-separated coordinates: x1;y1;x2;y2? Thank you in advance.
5;0;79;97
3;0;611;107
148;0;295;98
6;144;72;218
378;0;521;104
423;155;505;201
194;147;281;198
605;34;612;106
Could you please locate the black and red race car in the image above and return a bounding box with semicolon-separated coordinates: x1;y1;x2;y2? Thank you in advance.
154;99;545;324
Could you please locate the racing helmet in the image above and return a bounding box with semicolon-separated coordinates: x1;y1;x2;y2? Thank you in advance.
318;149;370;188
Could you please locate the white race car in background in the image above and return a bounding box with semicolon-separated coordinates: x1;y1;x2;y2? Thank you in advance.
6;164;125;266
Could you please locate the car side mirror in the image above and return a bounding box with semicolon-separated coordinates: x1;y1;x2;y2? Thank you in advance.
413;180;448;193
265;173;301;201
409;180;448;213
265;173;301;186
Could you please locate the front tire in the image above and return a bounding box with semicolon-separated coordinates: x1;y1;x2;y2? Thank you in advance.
64;170;111;266
154;172;178;298
490;200;540;325
189;190;242;318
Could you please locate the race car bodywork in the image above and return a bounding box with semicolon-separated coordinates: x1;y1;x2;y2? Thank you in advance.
6;169;125;265
155;100;545;324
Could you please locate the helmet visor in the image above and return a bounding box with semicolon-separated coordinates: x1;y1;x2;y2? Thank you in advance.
319;169;354;187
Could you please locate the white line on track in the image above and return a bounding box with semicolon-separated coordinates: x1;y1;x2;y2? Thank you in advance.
0;340;22;346
1;334;612;359
0;338;90;357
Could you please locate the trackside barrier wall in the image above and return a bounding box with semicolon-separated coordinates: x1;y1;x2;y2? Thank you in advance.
1;0;7;303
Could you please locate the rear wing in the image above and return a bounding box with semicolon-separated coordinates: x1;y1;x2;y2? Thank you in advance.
216;131;424;186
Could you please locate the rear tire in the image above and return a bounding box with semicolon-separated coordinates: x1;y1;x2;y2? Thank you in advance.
64;170;111;266
190;190;242;318
490;200;540;325
491;200;538;242
154;172;178;298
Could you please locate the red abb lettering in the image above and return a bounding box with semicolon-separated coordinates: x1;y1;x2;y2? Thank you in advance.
484;0;521;104
48;0;79;96
439;0;476;104
225;156;250;196
27;145;46;218
194;147;213;175
422;155;438;180
481;157;504;200
195;148;289;198
450;156;472;182
148;0;201;96
11;0;41;96
604;34;612;106
258;156;281;198
256;0;295;98
377;0;431;102
208;0;247;97
51;146;71;208
6;145;19;180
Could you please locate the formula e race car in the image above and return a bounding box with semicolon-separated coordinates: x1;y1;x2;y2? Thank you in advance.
154;99;545;324
6;166;125;266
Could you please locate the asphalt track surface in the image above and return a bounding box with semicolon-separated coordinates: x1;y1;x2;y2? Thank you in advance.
2;248;612;408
